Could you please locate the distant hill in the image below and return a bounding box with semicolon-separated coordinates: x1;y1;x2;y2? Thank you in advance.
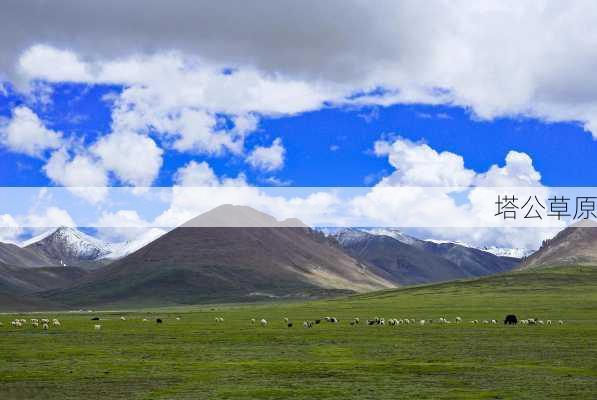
42;205;395;307
332;228;520;284
0;262;88;294
0;241;57;267
520;224;597;269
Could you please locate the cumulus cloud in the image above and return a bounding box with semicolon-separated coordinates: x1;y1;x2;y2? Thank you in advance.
350;137;557;249
24;206;76;228
3;2;597;137
0;106;62;157
94;209;154;242
0;214;22;243
92;132;163;186
374;138;475;186
474;151;542;186
246;138;286;172
174;160;247;187
44;148;109;203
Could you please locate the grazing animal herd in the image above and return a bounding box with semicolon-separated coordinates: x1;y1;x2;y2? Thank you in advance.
6;318;61;330
1;314;565;332
248;314;564;328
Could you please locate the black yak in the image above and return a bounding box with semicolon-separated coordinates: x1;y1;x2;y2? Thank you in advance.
504;314;518;325
156;318;163;324
91;317;100;321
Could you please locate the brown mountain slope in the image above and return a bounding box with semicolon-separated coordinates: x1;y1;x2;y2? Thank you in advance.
42;206;395;307
519;224;597;269
0;242;55;267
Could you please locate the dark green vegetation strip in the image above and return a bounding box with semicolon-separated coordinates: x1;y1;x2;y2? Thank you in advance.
1;265;596;399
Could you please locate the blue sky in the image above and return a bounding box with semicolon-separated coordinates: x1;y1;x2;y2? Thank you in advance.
3;2;597;250
1;81;595;188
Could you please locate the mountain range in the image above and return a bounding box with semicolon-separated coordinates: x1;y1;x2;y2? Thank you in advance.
3;204;592;311
330;228;520;285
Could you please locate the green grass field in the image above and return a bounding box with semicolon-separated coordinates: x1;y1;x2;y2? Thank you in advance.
1;265;597;399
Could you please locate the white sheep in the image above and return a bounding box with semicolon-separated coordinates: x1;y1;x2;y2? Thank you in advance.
491;320;497;324
546;320;552;325
120;316;126;321
53;320;61;327
142;318;148;322
260;319;268;327
419;320;426;325
176;317;181;321
250;318;256;324
42;323;49;330
558;320;564;325
455;317;462;323
94;324;101;330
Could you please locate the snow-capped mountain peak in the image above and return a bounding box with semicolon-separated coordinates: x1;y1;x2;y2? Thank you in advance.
24;227;113;264
21;227;167;264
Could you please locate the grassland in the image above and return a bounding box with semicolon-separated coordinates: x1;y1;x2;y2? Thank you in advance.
1;265;596;399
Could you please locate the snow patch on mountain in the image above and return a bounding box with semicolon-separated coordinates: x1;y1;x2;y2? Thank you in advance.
104;228;167;259
362;228;420;245
479;246;534;258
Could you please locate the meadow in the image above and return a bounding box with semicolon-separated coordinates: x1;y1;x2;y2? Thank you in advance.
1;265;596;399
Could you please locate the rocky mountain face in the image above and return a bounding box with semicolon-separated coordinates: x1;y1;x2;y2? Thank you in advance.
519;225;597;269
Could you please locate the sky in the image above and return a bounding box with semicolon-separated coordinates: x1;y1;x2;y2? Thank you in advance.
1;1;597;250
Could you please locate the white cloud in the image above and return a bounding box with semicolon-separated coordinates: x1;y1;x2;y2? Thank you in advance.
174;160;247;187
17;47;340;158
6;3;597;138
92;132;163;186
24;206;75;228
174;161;218;186
247;138;285;172
474;151;542;186
374;138;475;186
18;46;92;82
95;210;152;242
44;148;108;203
0;106;62;157
0;214;22;244
350;136;556;249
